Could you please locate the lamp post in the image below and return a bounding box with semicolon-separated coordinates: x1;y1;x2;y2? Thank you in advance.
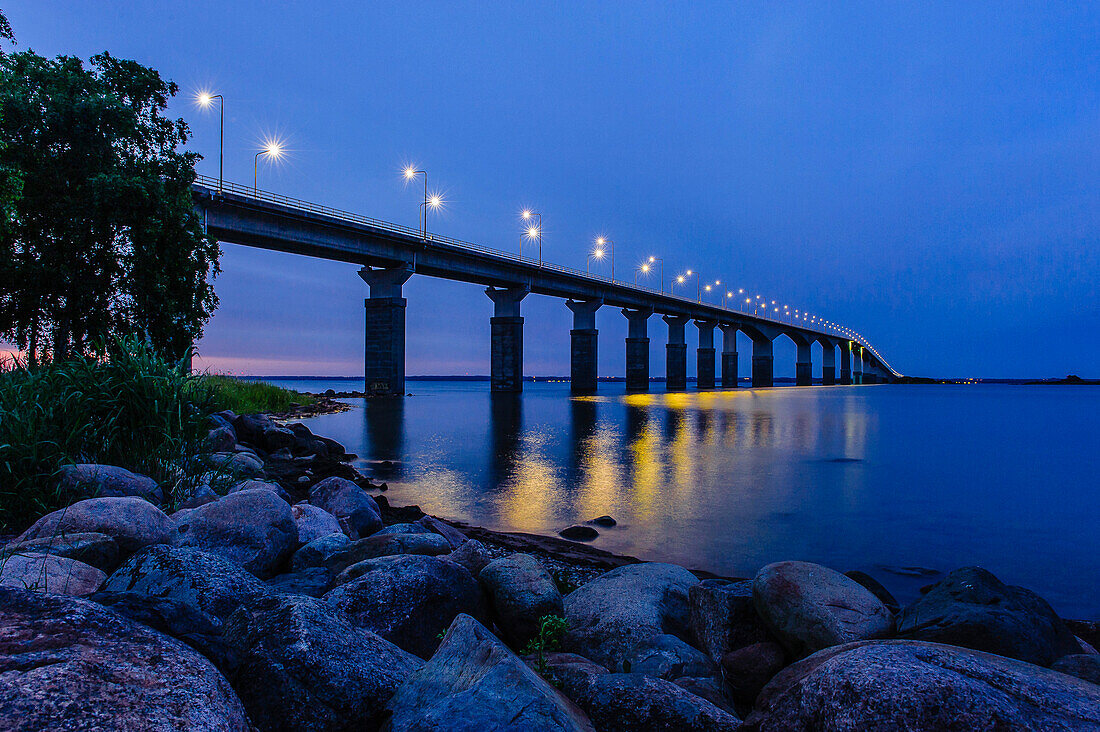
521;210;542;263
673;270;691;296
254;139;284;195
635;261;652;285
403;167;430;239
595;237;615;280
196;92;224;192
647;256;664;292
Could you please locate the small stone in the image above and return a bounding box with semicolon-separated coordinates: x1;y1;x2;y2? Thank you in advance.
559;525;599;541
589;515;617;527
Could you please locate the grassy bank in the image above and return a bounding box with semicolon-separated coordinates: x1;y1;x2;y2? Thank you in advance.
202;375;314;415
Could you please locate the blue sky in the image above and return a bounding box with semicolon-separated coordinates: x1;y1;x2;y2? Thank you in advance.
9;2;1099;378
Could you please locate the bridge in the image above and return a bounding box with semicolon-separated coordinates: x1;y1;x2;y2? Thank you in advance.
192;175;900;394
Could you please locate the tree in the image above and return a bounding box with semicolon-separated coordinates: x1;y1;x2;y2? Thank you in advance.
0;38;219;362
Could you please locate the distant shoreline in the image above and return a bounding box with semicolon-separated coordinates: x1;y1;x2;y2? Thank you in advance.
236;374;1099;385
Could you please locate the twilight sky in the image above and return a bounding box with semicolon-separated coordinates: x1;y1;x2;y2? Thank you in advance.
9;2;1099;378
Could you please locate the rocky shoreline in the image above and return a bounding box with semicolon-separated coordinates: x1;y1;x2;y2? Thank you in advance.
0;410;1097;730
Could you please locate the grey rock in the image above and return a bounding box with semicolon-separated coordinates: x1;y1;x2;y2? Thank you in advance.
689;579;770;663
2;532;119;573
205;424;237;453
0;588;249;731
556;671;740;731
1052;654;1100;686
265;567;330;597
720;641;787;706
309;476;382;539
325;532;452;579
104;545;271;622
845;570;900;613
753;561;893;658
672;676;739;717
260;424;296;453
223;594;421;731
291;533;351;572
0;553;106;596
203;451;265;479
56;463;163;503
374;522;431;536
560;525;599;541
590;515;617;527
415;514;468;548
479;553;564;646
179;484;219;509
384;613;594;731
742;640;1100;731
17;496;172;554
443;538;493;577
228;478;292;503
291;502;342;545
622;633;717;679
896;566;1082;666
564;562;699;670
323;554;487;659
230;413;274;446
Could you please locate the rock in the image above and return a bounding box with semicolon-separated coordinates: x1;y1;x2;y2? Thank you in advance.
443;538;493;577
223;594;421;731
17;496;171;554
291;502;342;544
1052;654;1100;686
559;525;599;541
720;641;787;706
291;532;351;572
1066;619;1100;652
689;578;771;663
230;413;274;446
557;671;740;731
169;488;297;579
537;652;611;688
205;424;237;453
203;451;265;479
741;640;1100;731
1080;637;1099;654
672;676;739;717
415;514;468;548
2;532;119;573
104;545;271;622
0;553;106;596
309;476;382;538
384;613;594;731
590;515;617;527
0;587;249;730
323;554;487;659
374;521;432;536
753;561;893;658
265;567;330;597
55;463;163;503
564;562;699;670
479;553;565;647
260;424;296;453
896;566;1082;666
179;484;219;509
228;478;291;503
622;633;717;679
845;570;901;613
325;532;452;578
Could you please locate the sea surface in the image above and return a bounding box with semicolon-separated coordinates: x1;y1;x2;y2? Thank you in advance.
263;379;1099;618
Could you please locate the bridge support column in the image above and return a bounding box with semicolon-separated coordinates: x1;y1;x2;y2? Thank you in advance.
840;343;853;385
751;337;774;387
485;286;529;393
853;346;864;385
566;299;602;394
719;324;739;389
358;265;413;396
663;315;690;391
622;308;653;392
695;320;717;390
796;340;812;386
821;342;836;386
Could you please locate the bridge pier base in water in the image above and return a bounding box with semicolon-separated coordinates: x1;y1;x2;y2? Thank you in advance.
567;299;602;394
695;319;717;390
751;336;774;387
821;340;836;385
796;340;813;386
622;307;653;392
720;324;739;388
359;265;413;396
840;343;853;385
663;315;690;391
486;286;529;393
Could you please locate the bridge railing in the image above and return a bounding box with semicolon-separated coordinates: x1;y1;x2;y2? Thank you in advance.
194;174;898;375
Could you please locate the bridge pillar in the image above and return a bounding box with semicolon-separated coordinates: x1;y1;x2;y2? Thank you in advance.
751;336;774;387
719;324;739;389
853;346;864;385
566;299;602;394
358;265;413;396
821;341;836;386
695;320;717;390
663;315;690;391
485;286;529;392
839;342;853;385
863;355;878;384
795;339;813;386
622;307;653;392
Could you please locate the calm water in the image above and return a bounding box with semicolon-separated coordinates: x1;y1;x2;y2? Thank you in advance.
265;380;1099;618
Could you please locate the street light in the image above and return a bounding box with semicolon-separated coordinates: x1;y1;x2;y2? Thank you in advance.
521;210;542;262
595;237;615;280
647;256;664;292
195;91;224;192
254;138;285;195
403;166;432;240
672;270;692;296
635;261;652;285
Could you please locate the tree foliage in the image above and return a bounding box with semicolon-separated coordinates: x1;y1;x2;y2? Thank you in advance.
0;33;219;361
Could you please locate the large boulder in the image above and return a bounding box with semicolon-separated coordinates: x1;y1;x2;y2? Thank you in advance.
291;502;342;545
323;554;487;659
0;553;106;596
205;424;237;453
622;633;717;680
443;538;494;577
227;478;292;504
0;588;249;730
720;641;787;707
265;567;331;598
384;613;594;731
752;561;893;658
324;532;452;578
170;488;297;579
415;514;468;549
563;562;699;670
291;532;351;572
309;476;382;538
689;579;771;663
17;497;171;555
202;451;265;479
479;553;564;647
1052;655;1100;686
895;566;1081;666
104;545;270;622
741;640;1100;731
56;464;163;503
223;594;421;731
2;532;119;573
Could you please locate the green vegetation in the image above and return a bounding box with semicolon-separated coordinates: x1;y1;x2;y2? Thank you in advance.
202;375;314;416
521;614;569;675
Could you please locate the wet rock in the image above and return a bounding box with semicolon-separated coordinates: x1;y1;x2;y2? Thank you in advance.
753;561;893;658
291;502;342;545
309;476;382;538
291;532;351;572
741;640;1100;731
2;532;119;574
223;594;421;731
0;553;106;596
559;525;599;541
689;578;771;663
104;545;271;622
895;566;1082;666
325;532;452;579
557;671;740;731
479;553;564;647
384;613;594;731
622;633;717;680
443;538;493;577
170;488;297;579
845;570;900;613
1052;654;1100;686
590;515;617;527
323;554;487;659
17;496;171;555
55;463;163;503
564;562;699;670
265;567;330;597
415;514;468;548
720;641;787;706
0;588;249;731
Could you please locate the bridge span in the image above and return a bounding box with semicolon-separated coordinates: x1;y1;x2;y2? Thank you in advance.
192;176;899;394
